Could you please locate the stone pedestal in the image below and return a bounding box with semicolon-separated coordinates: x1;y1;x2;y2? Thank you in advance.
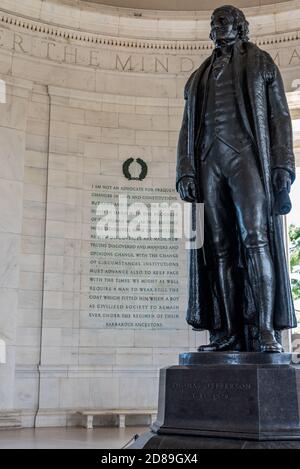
129;353;300;449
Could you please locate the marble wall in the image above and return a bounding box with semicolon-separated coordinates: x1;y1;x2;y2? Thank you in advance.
0;0;300;427
0;75;33;411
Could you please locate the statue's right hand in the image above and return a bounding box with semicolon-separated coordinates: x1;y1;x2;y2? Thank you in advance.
177;176;197;202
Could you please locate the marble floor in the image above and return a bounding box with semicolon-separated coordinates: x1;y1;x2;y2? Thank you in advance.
0;427;148;449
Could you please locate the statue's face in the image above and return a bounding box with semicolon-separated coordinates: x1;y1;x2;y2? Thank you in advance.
210;10;239;45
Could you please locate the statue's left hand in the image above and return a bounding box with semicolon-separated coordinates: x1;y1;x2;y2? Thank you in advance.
272;168;292;194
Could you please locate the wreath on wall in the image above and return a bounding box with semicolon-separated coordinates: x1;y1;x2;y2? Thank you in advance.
122;158;148;181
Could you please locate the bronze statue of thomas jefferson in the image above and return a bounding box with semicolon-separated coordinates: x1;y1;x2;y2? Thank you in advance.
176;5;297;352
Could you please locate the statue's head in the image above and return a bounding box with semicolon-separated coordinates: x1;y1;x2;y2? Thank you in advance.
210;5;249;46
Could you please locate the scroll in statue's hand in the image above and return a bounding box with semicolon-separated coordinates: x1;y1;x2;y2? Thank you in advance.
177;176;197;202
272;168;292;215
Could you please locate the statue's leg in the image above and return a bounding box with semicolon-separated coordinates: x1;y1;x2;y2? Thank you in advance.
226;144;283;353
197;143;244;352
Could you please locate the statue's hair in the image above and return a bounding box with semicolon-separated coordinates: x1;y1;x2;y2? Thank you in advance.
210;5;249;42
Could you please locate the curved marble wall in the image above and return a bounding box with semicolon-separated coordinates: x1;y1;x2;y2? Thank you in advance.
0;0;299;426
82;0;293;11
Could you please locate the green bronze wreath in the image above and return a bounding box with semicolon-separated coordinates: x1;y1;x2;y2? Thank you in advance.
122;158;148;181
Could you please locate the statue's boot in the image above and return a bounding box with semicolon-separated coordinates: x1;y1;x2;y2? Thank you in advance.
198;334;242;352
260;330;283;353
246;246;283;353
198;258;243;352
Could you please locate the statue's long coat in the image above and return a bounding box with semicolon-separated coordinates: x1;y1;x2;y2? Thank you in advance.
176;39;297;331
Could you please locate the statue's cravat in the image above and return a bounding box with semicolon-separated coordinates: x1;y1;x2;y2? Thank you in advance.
212;45;233;80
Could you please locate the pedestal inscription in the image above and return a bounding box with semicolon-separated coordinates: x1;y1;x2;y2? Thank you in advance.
151;354;300;440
